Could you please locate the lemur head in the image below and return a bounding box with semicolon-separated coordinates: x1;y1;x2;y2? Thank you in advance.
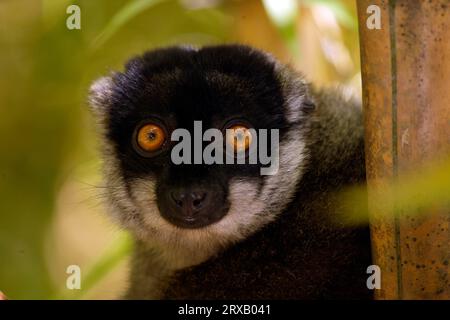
89;45;313;261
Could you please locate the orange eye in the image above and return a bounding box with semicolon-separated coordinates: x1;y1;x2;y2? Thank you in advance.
227;125;253;153
136;123;166;152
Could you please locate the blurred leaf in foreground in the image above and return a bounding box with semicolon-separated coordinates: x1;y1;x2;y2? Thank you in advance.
55;231;132;299
92;0;167;50
338;157;450;225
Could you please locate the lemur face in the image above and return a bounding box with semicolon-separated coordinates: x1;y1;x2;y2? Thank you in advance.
90;45;310;255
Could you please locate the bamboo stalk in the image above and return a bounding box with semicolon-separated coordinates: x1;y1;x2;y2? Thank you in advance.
357;0;449;299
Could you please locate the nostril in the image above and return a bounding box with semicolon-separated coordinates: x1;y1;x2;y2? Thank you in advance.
191;192;207;209
169;189;208;211
192;198;202;208
170;192;184;207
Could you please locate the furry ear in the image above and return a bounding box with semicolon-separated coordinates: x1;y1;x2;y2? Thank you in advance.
88;76;114;115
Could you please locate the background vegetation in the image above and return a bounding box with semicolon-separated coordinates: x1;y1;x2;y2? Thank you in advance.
0;0;370;299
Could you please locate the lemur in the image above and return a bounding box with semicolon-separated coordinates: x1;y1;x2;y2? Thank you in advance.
89;44;372;299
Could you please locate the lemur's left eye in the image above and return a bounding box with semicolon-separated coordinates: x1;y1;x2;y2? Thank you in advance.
226;124;253;153
135;123;166;154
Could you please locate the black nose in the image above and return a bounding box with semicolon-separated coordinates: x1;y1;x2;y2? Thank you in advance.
170;190;208;213
157;185;229;229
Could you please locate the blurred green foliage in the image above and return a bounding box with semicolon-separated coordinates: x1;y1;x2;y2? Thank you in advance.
338;158;450;225
54;231;132;299
3;0;446;300
0;0;232;299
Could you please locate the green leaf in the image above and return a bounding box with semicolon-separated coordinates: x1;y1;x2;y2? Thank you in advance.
92;0;167;51
338;158;450;224
54;231;132;299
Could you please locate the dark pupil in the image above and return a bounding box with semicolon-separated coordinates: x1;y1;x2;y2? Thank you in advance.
148;131;157;140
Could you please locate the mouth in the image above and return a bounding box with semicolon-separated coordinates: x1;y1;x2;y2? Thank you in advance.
159;203;229;229
163;212;225;229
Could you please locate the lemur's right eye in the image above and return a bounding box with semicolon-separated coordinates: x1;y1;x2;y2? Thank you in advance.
134;123;166;155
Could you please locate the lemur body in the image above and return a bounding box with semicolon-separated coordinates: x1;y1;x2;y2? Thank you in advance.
89;45;372;299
